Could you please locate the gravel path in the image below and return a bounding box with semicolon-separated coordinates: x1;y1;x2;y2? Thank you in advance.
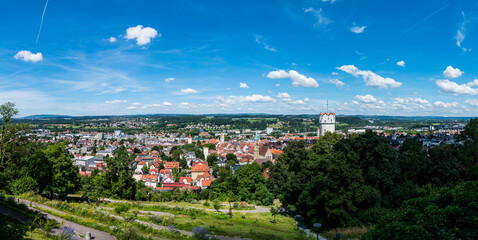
14;198;116;240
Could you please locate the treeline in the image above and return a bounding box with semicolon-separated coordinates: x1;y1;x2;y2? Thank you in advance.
266;118;478;237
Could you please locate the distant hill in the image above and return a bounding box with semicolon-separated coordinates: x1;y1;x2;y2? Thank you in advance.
21;114;71;119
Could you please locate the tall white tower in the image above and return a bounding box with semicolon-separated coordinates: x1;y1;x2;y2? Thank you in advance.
319;112;336;136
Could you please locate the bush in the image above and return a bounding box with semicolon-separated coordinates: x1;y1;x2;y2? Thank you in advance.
233;202;239;209
0;214;27;240
192;226;210;240
57;225;77;240
212;199;221;212
203;200;210;207
114;204;130;215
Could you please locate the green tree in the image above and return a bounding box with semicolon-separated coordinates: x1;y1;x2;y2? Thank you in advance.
0;102;18;166
362;181;478;240
180;156;188;168
207;153;218;167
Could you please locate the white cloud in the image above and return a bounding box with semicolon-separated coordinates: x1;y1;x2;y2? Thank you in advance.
132;102;141;106
464;99;478;107
337;65;402;88
165;77;174;82
328;79;344;87
181;88;197;94
125;25;159;46
304;97;310;102
105;100;127;104
216;95;275;105
291;63;297;66
266;70;319;88
321;0;337;3
275;84;280;87
350;26;366;34
331;72;339;75
239;82;250;88
163;101;173;106
290;100;306;105
14;50;43;62
467;79;478;87
109;37;117;43
436;79;478;95
304;7;332;27
255;36;277;52
443;66;463;79
277;92;291;99
396;60;405;67
354;94;378;103
127;106;136;109
434;101;458;108
456;12;467;51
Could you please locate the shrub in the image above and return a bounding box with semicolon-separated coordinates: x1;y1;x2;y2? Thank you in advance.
57;225;77;240
212;199;221;212
114;204;130;215
203;200;210;207
192;226;210;240
0;214;27;240
233;202;239;209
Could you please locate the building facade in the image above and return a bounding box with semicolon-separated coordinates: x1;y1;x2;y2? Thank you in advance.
319;112;336;136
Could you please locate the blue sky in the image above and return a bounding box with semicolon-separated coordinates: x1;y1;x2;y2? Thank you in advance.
1;0;478;116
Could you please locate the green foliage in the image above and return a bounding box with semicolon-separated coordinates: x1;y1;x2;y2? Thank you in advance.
206;153;218;167
114;204;131;214
212;199;221;212
0;213;27;240
8;175;38;195
362;181;478;240
269;126;478;230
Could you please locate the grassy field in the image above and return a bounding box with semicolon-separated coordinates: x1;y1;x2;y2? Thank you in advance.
19;194;311;240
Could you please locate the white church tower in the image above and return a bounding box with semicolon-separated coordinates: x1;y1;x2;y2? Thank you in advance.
318;101;336;136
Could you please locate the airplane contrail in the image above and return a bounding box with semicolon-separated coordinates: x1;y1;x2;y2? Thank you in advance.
35;0;49;46
400;4;450;35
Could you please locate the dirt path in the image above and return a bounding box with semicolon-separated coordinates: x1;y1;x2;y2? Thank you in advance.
14;198;115;240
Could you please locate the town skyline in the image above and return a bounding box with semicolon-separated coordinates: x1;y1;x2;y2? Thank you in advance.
2;0;478;117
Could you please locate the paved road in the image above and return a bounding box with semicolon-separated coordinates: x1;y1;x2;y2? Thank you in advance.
14;198;115;240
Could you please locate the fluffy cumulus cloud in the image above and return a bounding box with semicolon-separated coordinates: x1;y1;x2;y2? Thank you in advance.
163;101;173;106
125;25;159;46
435;79;478;95
328;79;344;87
266;70;319;88
277;92;291;99
350;25;366;34
290;100;306;105
396;60;405;67
14;50;43;62
337;65;402;88
105;100;127;104
304;97;310;102
434;101;458;108
443;66;463;79
343;96;466;115
216;94;275;105
109;37;117;43
181;88;197;94
132;102;141;106
354;94;379;103
165;77;174;82
239;82;250;88
464;99;478;107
